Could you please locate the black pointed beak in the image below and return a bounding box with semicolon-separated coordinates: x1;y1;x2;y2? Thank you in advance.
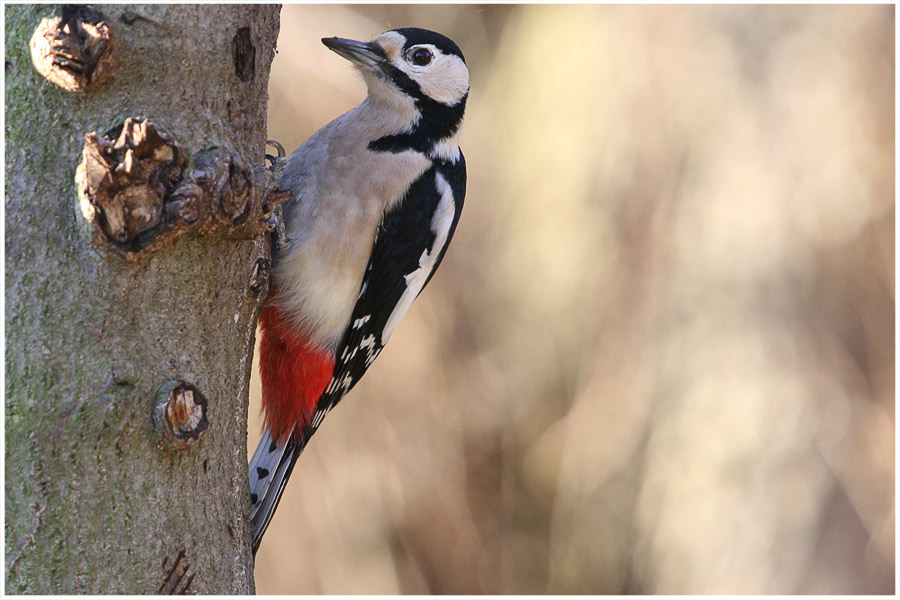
322;37;387;70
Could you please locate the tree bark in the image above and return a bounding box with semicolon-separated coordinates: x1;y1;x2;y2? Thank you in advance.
5;4;280;593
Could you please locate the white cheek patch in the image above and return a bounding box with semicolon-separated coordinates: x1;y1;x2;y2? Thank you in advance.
412;52;469;106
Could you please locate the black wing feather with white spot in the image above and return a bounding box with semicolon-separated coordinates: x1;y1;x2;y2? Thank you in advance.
314;156;465;422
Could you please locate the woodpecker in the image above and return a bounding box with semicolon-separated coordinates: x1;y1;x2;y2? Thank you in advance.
248;28;468;553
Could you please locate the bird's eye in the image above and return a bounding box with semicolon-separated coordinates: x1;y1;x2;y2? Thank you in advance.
409;47;433;66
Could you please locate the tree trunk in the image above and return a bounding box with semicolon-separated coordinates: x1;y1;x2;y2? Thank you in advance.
5;4;280;593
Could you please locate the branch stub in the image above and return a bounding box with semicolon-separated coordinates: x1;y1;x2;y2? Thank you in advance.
29;5;116;92
153;380;210;452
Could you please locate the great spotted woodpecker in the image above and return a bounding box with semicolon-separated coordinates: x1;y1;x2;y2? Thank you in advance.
248;28;468;553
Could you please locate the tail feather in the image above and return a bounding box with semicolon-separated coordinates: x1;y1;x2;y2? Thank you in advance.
248;428;309;554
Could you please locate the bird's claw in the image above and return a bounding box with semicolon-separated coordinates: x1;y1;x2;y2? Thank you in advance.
265;140;286;170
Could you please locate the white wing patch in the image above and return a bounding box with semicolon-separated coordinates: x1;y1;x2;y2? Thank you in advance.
430;135;462;163
381;172;456;342
360;334;381;366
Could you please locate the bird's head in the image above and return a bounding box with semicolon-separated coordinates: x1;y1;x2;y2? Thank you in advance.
322;28;469;110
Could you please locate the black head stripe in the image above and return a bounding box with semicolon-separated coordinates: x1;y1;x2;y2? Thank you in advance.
368;92;466;156
390;27;466;63
381;62;425;101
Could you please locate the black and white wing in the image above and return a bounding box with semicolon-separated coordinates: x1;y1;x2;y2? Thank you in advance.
314;156;466;423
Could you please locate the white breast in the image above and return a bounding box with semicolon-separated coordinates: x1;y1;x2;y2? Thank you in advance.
274;101;431;350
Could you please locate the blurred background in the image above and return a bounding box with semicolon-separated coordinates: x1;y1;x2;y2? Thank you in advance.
250;4;894;594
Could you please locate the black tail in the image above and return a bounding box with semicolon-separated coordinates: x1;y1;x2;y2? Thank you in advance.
248;429;308;554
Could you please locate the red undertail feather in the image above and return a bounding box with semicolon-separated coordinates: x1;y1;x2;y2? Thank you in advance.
259;299;334;444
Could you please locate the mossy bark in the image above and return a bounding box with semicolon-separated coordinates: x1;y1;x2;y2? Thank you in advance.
5;4;281;593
